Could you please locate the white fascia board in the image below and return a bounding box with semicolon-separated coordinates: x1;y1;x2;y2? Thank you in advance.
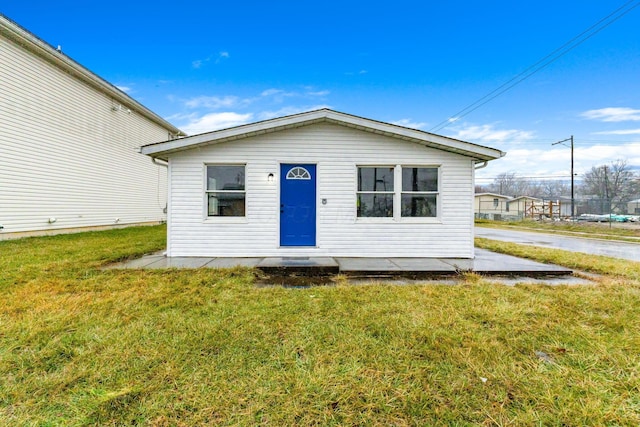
141;109;506;161
511;196;542;202
475;193;513;199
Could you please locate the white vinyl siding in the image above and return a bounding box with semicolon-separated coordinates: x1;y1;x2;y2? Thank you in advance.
0;33;171;235
167;122;475;258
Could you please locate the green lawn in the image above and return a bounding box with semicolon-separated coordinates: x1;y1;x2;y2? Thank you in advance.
1;226;639;425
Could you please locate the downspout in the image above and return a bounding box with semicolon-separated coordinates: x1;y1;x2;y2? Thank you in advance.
152;157;168;168
474;161;488;170
151;157;169;215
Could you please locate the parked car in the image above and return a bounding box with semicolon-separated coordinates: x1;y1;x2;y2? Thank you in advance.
577;214;628;222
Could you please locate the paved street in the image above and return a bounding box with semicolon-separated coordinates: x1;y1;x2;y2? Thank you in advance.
475;227;640;262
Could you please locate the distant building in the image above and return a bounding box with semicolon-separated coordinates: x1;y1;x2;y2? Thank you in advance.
628;199;640;215
0;15;184;238
474;193;512;218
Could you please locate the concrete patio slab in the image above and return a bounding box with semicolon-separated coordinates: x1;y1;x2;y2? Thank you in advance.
146;257;214;269
388;258;459;272
336;257;402;272
204;258;264;268
439;258;475;272
472;249;571;275
107;254;165;269
105;249;573;278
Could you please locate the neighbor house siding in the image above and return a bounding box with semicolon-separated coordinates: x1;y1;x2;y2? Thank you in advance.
474;194;511;215
167;122;475;258
0;32;169;234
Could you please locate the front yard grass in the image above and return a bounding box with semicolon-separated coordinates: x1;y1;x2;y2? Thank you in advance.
1;225;639;425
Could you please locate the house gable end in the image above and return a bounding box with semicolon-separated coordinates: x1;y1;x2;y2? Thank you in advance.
141;109;505;162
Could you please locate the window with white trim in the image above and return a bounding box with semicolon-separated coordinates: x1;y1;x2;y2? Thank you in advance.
357;167;394;217
356;166;439;218
401;167;438;217
206;165;245;216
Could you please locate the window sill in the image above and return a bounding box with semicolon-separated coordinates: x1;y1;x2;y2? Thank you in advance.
203;217;248;224
355;217;442;224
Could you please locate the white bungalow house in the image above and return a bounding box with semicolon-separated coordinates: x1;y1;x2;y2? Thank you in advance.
141;109;504;258
0;14;184;237
474;193;512;218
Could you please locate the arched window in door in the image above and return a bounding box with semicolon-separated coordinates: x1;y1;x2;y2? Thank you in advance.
286;166;311;180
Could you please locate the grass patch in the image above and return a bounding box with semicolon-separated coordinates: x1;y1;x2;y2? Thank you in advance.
1;226;640;425
476;218;640;242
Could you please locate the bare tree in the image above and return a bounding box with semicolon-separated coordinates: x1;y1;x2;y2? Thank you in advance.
475;184;489;193
487;172;530;197
530;180;571;200
582;160;640;212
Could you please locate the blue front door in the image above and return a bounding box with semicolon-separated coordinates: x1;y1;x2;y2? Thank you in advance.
280;164;316;246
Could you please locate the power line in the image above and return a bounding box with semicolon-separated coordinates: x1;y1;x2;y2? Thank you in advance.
428;0;640;133
472;139;640;145
475;175;576;180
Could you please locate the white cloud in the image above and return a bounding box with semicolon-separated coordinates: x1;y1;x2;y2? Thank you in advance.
192;51;230;69
260;88;297;103
391;119;427;129
475;143;640;183
179;112;253;135
172;87;332;134
594;128;640;135
451;124;535;143
261;88;330;100
581;107;640;122
215;51;230;63
116;85;131;93
345;70;368;76
184;95;246;109
577;143;640;165
257;105;331;121
261;88;284;97
306;90;330;97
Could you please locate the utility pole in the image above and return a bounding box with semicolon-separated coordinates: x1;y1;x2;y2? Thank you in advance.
604;165;612;228
552;135;574;219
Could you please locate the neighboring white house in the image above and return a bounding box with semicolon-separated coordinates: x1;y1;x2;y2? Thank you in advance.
0;14;184;237
627;199;640;215
141;109;505;258
474;193;512;217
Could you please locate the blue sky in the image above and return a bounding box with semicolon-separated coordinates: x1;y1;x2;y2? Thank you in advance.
3;1;640;185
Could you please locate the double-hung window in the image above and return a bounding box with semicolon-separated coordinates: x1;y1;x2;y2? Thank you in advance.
356;165;439;219
206;165;245;217
357;167;394;217
401;167;438;217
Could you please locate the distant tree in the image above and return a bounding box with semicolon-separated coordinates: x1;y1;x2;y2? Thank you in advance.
530;180;571;200
581;160;640;212
475;184;489;193
487;172;530;197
